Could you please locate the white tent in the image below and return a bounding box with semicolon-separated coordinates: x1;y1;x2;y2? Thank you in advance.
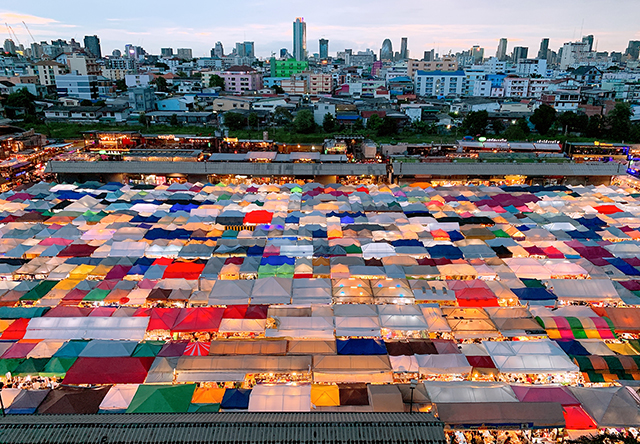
482;339;579;373
334;316;381;337
568;386;640;428
109;241;148;257
415;354;472;375
504;258;552;279
390;355;419;372
546;279;620;302
418;305;452;332
266;316;335;339
218;319;266;333
208;280;253;305
24;317;149;341
312;355;393;383
250;277;292;304
99;384;140;411
248;384;311;412
423;381;519;403
378;305;429;330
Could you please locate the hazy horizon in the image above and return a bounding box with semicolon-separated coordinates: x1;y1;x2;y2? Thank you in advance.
2;0;639;58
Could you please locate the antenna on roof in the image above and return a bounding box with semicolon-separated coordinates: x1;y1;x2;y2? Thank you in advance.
579;18;584;39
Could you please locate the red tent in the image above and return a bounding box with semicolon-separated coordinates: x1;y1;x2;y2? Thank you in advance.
245;305;269;319
223;305;248;319
135;307;182;331
60;289;88;302
243;210;273;225
0;318;30;340
62;357;155;384
44;306;92;317
1;340;40;359
466;356;496;369
183;342;211;356
57;244;98;257
162;263;205;279
89;307;117;317
455;288;499;307
563;405;598;430
152;258;173;266
171;307;224;332
594;205;622;214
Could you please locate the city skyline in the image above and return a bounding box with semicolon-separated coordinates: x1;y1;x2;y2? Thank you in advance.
1;0;640;58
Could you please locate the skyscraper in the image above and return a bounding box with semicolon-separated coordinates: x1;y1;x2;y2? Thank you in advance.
625;41;640;60
471;45;484;63
538;38;549;59
213;42;224;58
380;39;393;61
161;48;173;58
496;38;508;61
400;37;408;59
512;46;528;62
582;35;594;52
83;35;102;59
293;17;307;61
319;39;329;59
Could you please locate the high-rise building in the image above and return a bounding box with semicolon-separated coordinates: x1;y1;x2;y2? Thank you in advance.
83;35;102;59
423;49;435;62
280;48;289;59
380;39;393;61
400;37;408;59
582;35;594;52
213;42;224;58
176;48;193;60
319;39;329;59
3;39;16;54
471;45;484;63
538;38;549;59
30;42;43;59
293;17;307;61
625;41;640;60
496;38;508;61
512;46;528;62
161;48;173;58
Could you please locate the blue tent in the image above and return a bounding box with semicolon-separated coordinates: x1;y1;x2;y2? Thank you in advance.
220;388;251;409
512;287;557;301
554;340;589;356
336;338;387;355
427;245;463;259
6;389;51;414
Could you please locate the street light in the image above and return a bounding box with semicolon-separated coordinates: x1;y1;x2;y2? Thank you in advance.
409;379;417;414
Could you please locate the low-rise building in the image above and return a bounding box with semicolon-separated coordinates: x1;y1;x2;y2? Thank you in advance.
407;56;458;77
146;111;214;125
216;66;263;93
212;96;254;112
307;73;332;95
29;60;68;87
270;58;309;77
55;74;99;100
414;70;465;97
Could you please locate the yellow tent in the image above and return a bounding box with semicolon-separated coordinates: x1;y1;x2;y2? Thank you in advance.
311;384;340;407
191;387;226;404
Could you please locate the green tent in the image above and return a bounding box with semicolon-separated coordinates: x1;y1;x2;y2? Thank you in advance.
41;357;77;377
0;358;25;374
21;281;59;301
83;288;111;301
126;384;196;413
491;229;510;238
13;358;50;377
0;307;49;319
131;341;165;357
188;403;221;413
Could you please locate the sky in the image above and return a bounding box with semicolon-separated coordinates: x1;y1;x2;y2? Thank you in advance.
2;0;640;58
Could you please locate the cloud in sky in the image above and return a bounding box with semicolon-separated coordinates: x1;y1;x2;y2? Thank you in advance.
2;0;639;57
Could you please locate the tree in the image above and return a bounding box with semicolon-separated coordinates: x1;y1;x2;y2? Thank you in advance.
503;119;529;140
377;116;397;136
247;112;259;129
367;113;383;131
352;119;364;131
607;102;633;141
3;88;37;119
169;114;180;127
557;111;587;135
461;110;489;136
586;114;604;138
177;71;188;78
115;79;127;91
273;107;293;125
492;119;505;135
208;74;225;89
155;62;170;71
95;100;106;106
530;104;556;135
293;109;317;134
138;112;149;127
224;112;246;131
152;76;168;92
322;113;337;132
80;99;93;106
272;84;284;94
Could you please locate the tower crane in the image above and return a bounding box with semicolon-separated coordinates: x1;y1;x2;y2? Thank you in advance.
22;21;36;44
5;23;22;47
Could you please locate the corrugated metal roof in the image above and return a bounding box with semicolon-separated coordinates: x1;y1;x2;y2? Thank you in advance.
0;412;446;444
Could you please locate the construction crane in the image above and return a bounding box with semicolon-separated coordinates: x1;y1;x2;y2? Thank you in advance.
22;21;36;44
5;23;21;47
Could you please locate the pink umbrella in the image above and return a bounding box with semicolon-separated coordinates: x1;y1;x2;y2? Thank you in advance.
183;341;211;356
